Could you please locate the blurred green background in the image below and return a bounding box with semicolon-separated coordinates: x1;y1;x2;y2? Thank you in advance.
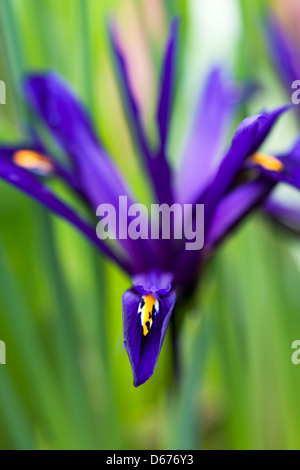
0;0;300;450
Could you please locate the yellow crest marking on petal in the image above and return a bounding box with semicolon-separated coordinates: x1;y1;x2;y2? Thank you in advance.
139;294;159;337
250;152;284;172
13;150;54;174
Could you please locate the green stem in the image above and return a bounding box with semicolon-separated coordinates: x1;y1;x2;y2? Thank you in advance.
168;309;211;450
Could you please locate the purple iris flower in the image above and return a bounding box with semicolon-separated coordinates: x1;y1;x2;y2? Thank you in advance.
0;20;299;387
261;12;300;232
266;13;300;120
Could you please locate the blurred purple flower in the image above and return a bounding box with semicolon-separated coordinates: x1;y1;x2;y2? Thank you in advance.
263;11;300;232
267;13;300;116
0;20;299;386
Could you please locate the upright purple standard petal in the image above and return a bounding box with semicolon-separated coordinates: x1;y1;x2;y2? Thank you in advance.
176;67;240;205
122;272;176;387
267;14;300;113
109;21;175;205
157;18;179;153
107;21;151;162
149;17;180;206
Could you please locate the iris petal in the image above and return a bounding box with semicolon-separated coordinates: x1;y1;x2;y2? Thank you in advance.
122;274;176;387
109;21;175;205
23;73;133;210
204;105;291;228
23;72;154;271
0;156;133;273
156;18;179;153
13;149;54;176
248;137;300;192
206;178;275;249
264;198;300;235
266;14;300;120
176;67;239;205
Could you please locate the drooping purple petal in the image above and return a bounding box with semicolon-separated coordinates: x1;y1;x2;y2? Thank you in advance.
27;128;88;196
246;135;300;191
206;178;275;250
174;108;290;290
23;73;133;209
23;72;154;271
0;157;134;274
264;198;300;235
248;105;293;155
0;143;82;196
248;155;300;191
122;273;176;387
176;67;240;205
203;106;291;227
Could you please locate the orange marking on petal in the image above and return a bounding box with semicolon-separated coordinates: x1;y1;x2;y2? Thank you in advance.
13;150;54;175
250;152;284;172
